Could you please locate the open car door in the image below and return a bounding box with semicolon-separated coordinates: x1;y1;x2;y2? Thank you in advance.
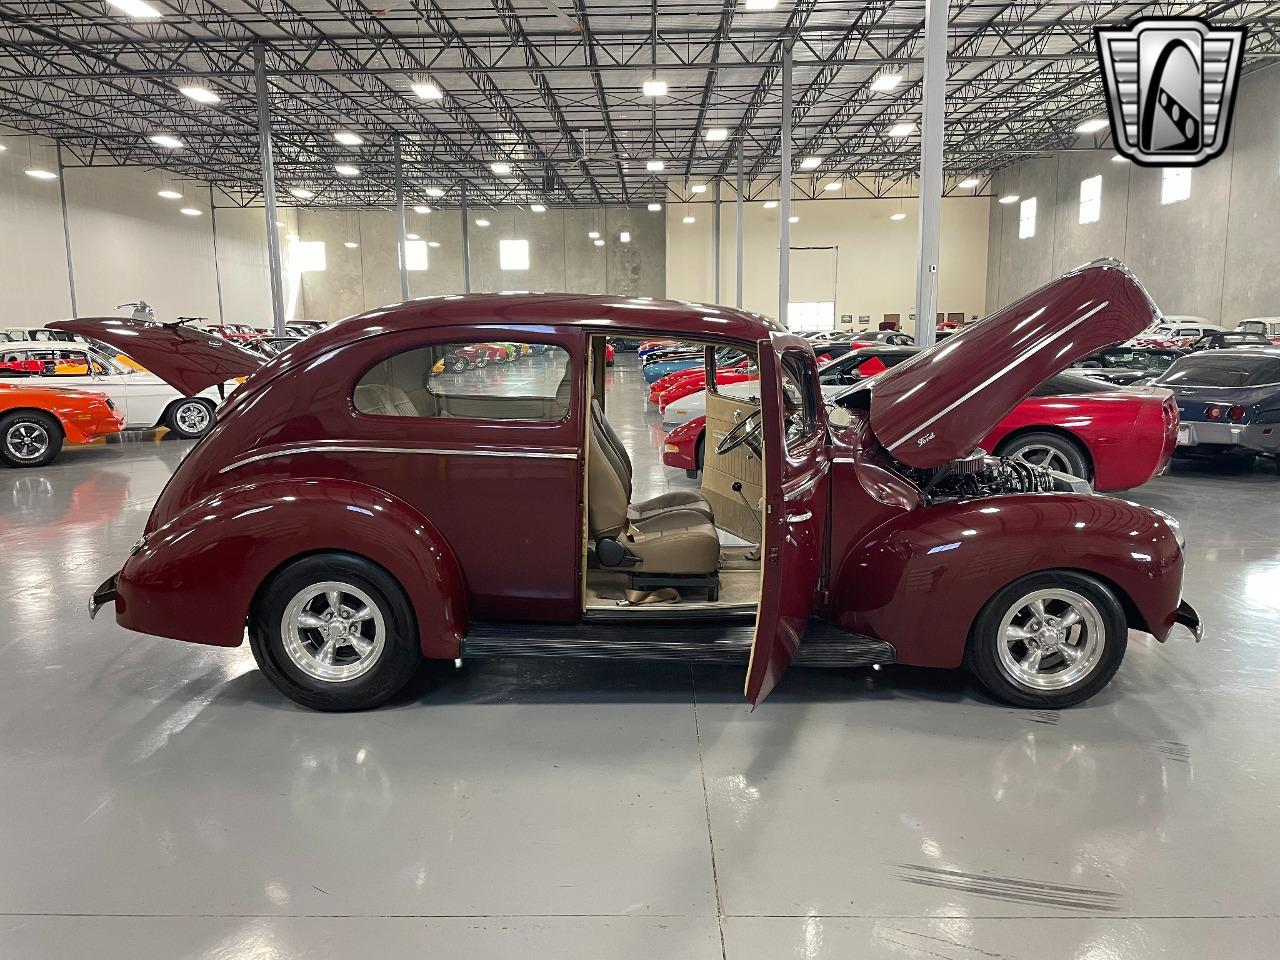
745;333;831;705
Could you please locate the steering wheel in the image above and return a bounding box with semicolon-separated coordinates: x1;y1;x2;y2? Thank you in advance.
716;409;763;458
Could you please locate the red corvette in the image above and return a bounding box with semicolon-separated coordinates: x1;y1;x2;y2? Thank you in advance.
648;356;751;405
666;372;1178;492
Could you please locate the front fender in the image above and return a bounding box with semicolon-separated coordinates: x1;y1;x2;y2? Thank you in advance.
114;478;467;657
829;493;1184;668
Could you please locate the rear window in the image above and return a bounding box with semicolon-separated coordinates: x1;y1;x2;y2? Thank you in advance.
1157;354;1280;388
1219;333;1270;347
1032;373;1115;396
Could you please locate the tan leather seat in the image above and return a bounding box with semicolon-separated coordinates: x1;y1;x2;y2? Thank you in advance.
354;383;419;418
588;417;720;575
590;400;713;523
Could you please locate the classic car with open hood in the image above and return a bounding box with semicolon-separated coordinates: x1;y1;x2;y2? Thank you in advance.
69;259;1200;712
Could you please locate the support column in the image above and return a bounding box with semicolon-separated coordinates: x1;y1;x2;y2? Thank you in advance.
254;42;286;334
460;183;472;294
712;179;722;303
778;42;793;327
55;144;77;316
735;143;744;309
209;185;225;324
394;134;409;301
914;0;947;349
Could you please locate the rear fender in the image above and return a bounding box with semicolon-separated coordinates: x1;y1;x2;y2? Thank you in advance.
829;493;1184;667
115;478;467;657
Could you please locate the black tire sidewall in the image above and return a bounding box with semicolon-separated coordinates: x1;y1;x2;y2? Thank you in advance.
0;410;63;467
248;553;421;711
967;570;1127;708
999;431;1089;479
165;399;215;439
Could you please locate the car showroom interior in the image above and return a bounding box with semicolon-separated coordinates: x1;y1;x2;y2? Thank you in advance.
1;2;1277;958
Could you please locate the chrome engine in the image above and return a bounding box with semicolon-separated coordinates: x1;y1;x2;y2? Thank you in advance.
907;449;1086;503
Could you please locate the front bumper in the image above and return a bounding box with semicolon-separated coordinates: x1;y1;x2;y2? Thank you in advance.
89;572;119;620
1178;420;1280;455
1174;599;1203;642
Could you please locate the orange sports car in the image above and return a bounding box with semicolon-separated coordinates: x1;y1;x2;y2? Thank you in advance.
0;382;125;468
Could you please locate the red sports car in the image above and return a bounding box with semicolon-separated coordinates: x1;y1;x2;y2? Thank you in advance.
648;356;751;404
665;372;1178;492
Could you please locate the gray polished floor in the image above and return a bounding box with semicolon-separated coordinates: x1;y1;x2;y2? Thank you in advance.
2;354;1278;959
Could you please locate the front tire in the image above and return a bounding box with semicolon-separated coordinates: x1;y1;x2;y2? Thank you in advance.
248;553;422;711
164;398;215;439
0;410;63;467
966;570;1126;708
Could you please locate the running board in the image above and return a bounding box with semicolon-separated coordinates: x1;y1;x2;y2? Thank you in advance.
462;620;895;668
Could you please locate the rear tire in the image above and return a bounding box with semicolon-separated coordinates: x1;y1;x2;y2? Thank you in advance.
164;398;215;439
0;410;63;467
449;357;468;373
997;431;1090;480
966;570;1126;708
248;553;422;711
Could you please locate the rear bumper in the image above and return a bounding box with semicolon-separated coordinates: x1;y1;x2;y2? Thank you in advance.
1178;420;1280;454
89;572;119;619
1174;599;1203;642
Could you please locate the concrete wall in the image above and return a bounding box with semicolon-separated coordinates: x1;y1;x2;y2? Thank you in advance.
666;191;991;331
297;204;667;322
986;63;1280;324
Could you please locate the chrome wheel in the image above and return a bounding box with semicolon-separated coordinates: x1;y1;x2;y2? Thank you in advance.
1011;443;1074;474
281;581;386;683
996;588;1106;691
4;420;50;462
174;400;211;435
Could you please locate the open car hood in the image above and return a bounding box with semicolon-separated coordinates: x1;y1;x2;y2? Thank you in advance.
865;259;1160;469
48;317;264;396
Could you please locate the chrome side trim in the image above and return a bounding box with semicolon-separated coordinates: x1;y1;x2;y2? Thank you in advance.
220;445;578;474
888;301;1109;453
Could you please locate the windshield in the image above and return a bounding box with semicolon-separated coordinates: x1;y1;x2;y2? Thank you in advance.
0;345;132;376
1157;354;1280;388
1084;348;1179;371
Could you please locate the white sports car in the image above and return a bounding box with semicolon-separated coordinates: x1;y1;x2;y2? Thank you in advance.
0;343;237;438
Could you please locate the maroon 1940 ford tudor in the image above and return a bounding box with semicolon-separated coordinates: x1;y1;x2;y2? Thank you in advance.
57;258;1201;712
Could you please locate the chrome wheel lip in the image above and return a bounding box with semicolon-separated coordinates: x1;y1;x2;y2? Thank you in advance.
281;580;386;683
174;400;211;435
1011;443;1075;476
5;420;50;461
995;587;1105;692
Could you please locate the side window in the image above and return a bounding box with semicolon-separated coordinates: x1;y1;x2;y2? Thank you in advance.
780;353;820;451
354;341;571;422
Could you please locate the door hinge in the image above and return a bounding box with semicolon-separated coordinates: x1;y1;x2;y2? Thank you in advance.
767;547;781;565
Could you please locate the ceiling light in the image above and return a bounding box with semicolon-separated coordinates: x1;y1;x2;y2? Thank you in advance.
870;71;903;93
705;127;729;142
475;218;490;227
593;238;605;247
410;78;443;100
25;168;57;180
998;194;1020;204
763;200;778;209
179;207;201;216
648;202;662;211
620;231;631;242
334;164;359;176
588;231;600;239
149;134;184;149
642;78;668;97
490;161;512;176
788;215;799;223
799;156;822;170
406;233;420;240
289;187;314;199
744;0;778;9
1112;155;1129;164
530;203;546;212
890;212;907;221
413;205;430;214
107;0;161;17
424;186;446;198
334;131;364;146
823;180;842;191
427;240;441;248
1076;118;1109;134
344;241;359;249
178;84;220;104
682;216;696;224
157;189;183;199
957;177;980;188
888;122;915;137
646;160;665;172
689;184;708;194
